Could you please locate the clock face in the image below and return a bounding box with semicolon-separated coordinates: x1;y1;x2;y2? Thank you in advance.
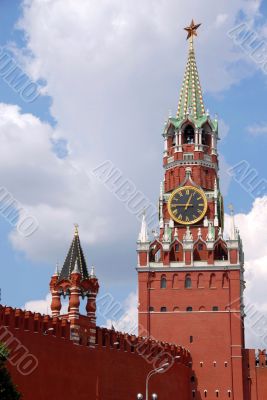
167;185;207;225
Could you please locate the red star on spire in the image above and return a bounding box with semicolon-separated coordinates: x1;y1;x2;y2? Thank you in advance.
184;19;201;40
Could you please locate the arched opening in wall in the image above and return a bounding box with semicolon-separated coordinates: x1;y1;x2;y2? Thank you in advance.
160;275;167;289
215;390;219;398
228;390;231;398
202;130;211;147
60;287;70;313
172;274;179;289
209;273;216;288
173;306;179;312
160;306;167;312
199;306;206;311
222;273;229;288
183;124;195;144
204;390;207;398
197;273;204;288
149;242;162;262
170;242;183;262
185;274;192;289
193;241;207;261
201;122;212;149
186;306;193;312
214;241;228;261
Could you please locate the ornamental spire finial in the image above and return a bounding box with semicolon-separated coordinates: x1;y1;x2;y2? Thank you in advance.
177;20;205;120
74;223;79;236
184;19;201;40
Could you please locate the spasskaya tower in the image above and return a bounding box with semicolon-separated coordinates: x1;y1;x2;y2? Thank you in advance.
137;21;246;399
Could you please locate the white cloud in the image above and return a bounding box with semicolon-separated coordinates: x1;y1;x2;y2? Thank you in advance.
106;291;138;334
225;196;267;349
0;103;122;263
7;0;262;265
23;292;69;315
23;293;51;315
247;123;267;136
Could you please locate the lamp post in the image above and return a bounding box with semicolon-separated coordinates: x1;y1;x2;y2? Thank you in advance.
145;363;169;400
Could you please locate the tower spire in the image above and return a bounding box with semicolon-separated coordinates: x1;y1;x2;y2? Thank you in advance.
177;20;205;120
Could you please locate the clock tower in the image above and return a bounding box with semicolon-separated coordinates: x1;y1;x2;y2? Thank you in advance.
137;21;246;399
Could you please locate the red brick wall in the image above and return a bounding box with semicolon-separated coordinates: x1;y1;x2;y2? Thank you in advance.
0;307;191;400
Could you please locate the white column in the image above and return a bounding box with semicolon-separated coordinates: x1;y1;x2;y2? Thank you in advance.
163;135;168;156
211;132;217;155
198;129;203;151
177;130;182;152
174;131;179;152
194;129;199;151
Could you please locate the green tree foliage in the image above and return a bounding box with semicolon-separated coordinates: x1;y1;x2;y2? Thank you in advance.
0;342;21;399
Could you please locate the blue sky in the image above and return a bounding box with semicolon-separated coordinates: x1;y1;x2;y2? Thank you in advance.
0;1;267;342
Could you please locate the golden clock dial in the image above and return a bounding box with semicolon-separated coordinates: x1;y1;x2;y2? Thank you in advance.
167;185;207;225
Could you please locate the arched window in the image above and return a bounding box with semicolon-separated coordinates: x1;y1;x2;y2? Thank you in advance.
149;242;162;262
209;273;216;288
215;390;219;397
160;306;167;312
186;306;193;312
197;273;204;288
183;124;195;144
204;390;207;398
173;306;179;312
222;273;229;288
228;390;231;398
185;274;192;289
170;242;183;262
214;242;228;260
201;123;212;148
160;275;167;289
172;274;179;289
193;241;207;261
199;306;206;311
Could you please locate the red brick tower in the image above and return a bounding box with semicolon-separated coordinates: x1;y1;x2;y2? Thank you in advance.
50;225;99;345
137;21;245;399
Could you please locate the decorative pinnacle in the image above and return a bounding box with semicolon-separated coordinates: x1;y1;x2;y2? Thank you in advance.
90;266;96;278
54;262;60;276
228;203;234;216
74;223;79;236
184;19;201;41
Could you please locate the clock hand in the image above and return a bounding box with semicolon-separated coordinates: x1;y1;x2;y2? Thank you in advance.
173;203;193;206
185;194;193;211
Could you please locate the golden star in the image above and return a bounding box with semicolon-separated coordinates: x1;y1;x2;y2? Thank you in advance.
184;19;201;40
